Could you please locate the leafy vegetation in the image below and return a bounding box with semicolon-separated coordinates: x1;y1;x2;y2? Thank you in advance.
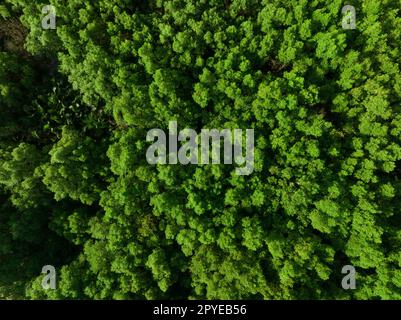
1;0;401;299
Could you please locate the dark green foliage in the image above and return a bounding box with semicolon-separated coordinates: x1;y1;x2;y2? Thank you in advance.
1;0;401;300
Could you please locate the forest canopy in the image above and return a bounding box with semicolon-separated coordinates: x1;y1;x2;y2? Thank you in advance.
1;0;401;299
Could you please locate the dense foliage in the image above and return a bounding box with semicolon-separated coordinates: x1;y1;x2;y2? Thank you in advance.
1;0;401;299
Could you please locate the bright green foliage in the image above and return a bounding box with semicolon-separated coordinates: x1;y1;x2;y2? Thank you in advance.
41;126;110;205
1;0;401;300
